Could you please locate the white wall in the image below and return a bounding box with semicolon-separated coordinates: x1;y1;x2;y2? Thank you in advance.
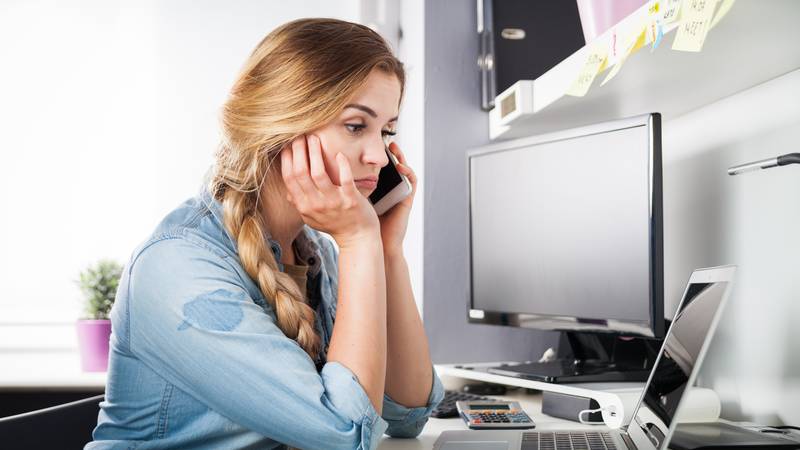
0;0;359;325
397;0;426;315
661;69;800;424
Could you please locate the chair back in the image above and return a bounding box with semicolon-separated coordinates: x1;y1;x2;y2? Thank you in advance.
0;394;103;449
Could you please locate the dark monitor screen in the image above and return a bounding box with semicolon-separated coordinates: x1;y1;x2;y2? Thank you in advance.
638;281;728;429
626;267;734;450
468;114;663;338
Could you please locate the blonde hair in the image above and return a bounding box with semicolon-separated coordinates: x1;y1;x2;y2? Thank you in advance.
209;18;405;358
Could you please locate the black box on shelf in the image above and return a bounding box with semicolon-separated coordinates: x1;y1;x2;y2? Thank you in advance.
541;391;603;423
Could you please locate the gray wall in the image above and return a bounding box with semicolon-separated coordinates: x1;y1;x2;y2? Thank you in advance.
423;0;558;364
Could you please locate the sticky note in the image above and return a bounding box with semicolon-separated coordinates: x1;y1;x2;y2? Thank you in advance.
652;21;664;51
600;27;645;86
607;28;621;67
647;0;661;17
644;1;665;51
661;0;683;24
566;46;608;97
672;0;718;52
631;27;649;53
710;0;735;30
645;1;661;44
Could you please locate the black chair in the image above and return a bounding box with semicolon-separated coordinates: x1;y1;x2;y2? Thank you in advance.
0;394;102;449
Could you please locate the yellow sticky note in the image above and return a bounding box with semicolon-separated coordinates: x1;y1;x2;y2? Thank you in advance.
641;1;659;47
566;46;608;97
644;1;665;51
672;0;718;52
601;28;645;86
661;0;683;24
647;0;661;17
710;0;735;30
631;26;649;53
597;57;608;73
646;18;659;45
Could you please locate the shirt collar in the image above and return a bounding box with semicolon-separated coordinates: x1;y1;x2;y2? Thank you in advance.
199;186;321;277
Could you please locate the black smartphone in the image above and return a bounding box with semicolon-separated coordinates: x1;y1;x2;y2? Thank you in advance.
369;149;412;215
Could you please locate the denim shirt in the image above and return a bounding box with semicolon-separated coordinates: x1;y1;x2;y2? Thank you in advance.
87;188;444;450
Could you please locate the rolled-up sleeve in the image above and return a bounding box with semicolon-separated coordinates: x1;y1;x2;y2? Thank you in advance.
321;362;389;447
381;368;445;438
126;235;387;450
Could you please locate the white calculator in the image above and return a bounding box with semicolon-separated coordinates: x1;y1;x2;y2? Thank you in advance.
455;400;535;430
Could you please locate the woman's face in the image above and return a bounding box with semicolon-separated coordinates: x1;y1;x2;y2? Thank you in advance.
312;69;401;197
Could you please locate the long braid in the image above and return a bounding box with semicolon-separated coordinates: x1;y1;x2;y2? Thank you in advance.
221;188;321;358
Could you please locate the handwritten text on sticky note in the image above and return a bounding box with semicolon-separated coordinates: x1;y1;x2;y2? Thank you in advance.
566;46;608;97
672;0;718;52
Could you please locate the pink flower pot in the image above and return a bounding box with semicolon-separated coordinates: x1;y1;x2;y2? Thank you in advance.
76;319;112;372
576;0;648;42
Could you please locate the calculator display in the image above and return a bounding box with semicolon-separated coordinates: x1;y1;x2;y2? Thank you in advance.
457;400;535;430
470;404;510;410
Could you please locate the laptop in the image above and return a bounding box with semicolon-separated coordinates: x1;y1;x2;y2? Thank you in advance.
435;266;743;450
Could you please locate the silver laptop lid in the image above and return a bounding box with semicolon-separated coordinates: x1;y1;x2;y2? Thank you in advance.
626;266;736;450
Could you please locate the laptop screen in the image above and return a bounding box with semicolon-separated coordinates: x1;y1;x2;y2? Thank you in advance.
632;276;732;447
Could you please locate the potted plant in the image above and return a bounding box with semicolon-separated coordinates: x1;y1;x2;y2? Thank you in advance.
76;259;122;372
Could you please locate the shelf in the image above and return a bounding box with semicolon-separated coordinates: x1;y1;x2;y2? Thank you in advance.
489;0;800;140
437;362;643;401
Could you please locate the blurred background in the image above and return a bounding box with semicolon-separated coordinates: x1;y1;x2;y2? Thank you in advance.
0;0;422;336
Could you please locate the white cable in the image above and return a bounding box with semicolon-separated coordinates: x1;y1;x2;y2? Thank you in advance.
578;405;617;425
538;347;557;363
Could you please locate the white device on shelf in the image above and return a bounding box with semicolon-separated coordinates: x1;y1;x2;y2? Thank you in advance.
456;400;535;430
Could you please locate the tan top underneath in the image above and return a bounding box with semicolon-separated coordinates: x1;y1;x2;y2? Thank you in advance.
283;251;309;300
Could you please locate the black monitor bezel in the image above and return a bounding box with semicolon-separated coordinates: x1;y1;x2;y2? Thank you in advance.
466;113;664;339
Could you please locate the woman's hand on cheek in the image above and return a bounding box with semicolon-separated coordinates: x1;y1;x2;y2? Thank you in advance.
378;142;417;257
281;134;380;248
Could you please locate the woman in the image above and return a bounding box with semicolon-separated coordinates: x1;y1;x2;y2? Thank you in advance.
88;18;443;450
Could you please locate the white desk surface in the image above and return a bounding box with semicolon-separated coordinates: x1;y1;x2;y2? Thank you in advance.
378;381;606;449
1;352;634;448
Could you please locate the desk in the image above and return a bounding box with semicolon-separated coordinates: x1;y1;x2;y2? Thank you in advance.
1;353;632;449
378;386;603;449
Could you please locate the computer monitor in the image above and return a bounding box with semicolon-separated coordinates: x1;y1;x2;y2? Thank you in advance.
467;113;663;383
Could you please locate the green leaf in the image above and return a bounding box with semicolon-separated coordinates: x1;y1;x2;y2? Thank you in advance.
76;259;123;320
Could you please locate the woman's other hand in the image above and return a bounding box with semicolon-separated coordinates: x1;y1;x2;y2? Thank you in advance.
281;134;380;248
378;142;417;257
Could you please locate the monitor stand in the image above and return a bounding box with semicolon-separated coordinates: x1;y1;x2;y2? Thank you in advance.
487;332;660;384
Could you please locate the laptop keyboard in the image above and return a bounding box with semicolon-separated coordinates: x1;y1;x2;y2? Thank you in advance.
521;431;617;450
